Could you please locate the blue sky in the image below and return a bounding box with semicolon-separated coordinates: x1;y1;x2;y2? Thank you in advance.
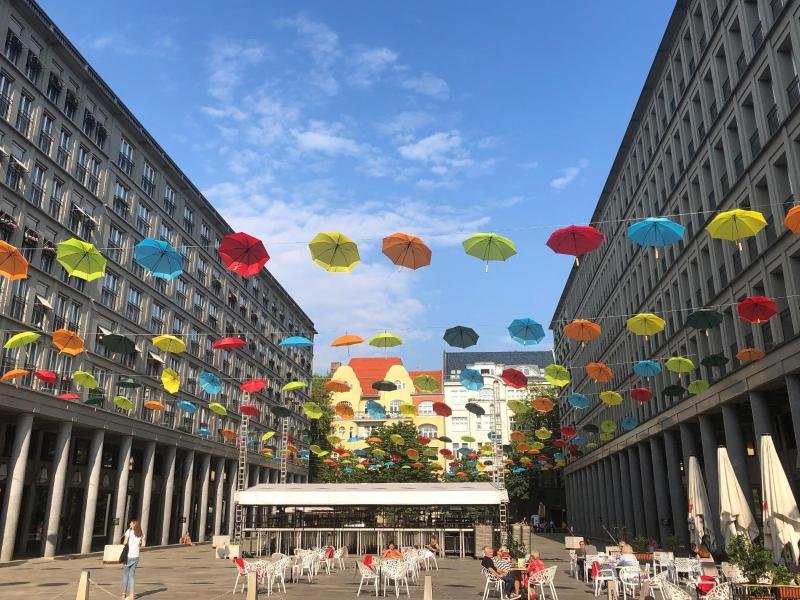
41;1;674;371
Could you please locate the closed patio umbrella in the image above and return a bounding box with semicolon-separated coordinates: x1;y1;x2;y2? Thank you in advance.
760;434;800;563
688;455;716;551
718;446;758;547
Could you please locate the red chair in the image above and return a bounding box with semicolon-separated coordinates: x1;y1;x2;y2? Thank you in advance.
233;557;249;593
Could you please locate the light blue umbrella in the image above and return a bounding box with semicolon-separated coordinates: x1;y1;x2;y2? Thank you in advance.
626;217;685;257
347;436;361;443
279;336;313;347
366;400;385;419
568;392;589;409
633;359;662;377
460;368;484;391
621;416;639;431
457;447;472;456
196;425;211;437
507;318;545;345
199;371;221;395
571;435;587;446
176;400;197;414
133;238;183;280
513;467;526;474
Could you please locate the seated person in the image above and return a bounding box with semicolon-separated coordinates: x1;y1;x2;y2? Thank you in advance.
481;547;520;600
382;542;402;560
495;547;522;596
575;540;587;576
425;536;440;555
179;530;193;545
617;544;639;567
527;550;545;574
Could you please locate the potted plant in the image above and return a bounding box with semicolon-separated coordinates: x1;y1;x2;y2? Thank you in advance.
665;535;685;555
727;534;774;599
631;536;653;561
506;537;528;567
772;565;800;599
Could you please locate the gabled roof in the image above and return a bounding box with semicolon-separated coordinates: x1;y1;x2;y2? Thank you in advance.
443;351;553;375
348;357;403;397
408;370;443;394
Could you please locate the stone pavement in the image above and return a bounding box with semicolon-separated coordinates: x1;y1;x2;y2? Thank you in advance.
0;534;595;600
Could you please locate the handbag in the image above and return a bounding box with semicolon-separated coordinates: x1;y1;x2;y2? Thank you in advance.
119;537;129;564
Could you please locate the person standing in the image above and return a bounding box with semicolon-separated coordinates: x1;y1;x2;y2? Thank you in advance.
121;519;144;600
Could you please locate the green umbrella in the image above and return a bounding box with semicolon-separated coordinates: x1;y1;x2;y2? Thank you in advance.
506;399;529;414
208;402;227;416
543;364;570;387
413;374;439;392
73;370;98;389
56;238;107;281
308;231;360;272
368;332;403;348
701;354;729;368
4;331;41;349
461;435;476;443
437;435;452;443
101;334;136;355
687;379;710;395
282;381;306;392
85;390;104;406
302;401;323;419
686;309;723;331
600;420;617;433
665;356;695;374
663;384;686;397
462;233;517;270
113;395;134;410
465;401;485;416
117;378;140;389
271;405;292;418
443;326;479;349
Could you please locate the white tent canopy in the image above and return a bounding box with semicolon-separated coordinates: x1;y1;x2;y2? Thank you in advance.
718;446;758;546
760;434;800;563
688;455;716;550
236;482;509;506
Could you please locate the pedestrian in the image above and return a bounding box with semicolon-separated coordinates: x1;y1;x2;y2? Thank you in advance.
121;519;144;600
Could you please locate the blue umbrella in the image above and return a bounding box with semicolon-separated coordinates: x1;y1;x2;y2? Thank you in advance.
460;368;484;391
347;436;361;443
365;400;385;418
196;425;211;437
621;416;639;431
133;238;183;280
626;217;685;257
457;447;472;456
554;452;565;460
513;467;526;474
633;359;662;377
567;392;589;409
571;435;586;446
343;467;354;474
176;400;197;414
507;318;545;345
199;371;221;395
279;336;313;347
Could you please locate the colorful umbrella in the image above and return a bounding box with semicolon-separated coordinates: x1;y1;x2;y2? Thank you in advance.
366;400;385;418
240;404;260;417
633;359;662;377
568;393;589;409
546;224;604;265
51;329;84;356
465;401;485;416
57;392;79;400
665;356;695;374
630;387;653;402
627;313;666;338
626;217;685;257
501;368;527;389
240;378;267;393
261;431;276;442
212;337;246;350
282;381;306;392
507;399;528;413
325;379;351;393
56;238;106;281
382;232;431;270
600;420;617;433
507;318;545;345
701;354;729;368
73;370;98;389
161;368;180;394
368;332;403;348
220;428;237;440
133;238;183;279
663;384;686;398
113;395;134;411
117;378;140;389
784;205;800;233
462;232;517;269
34;370;58;385
208;402;227;416
176;400;197;413
85;391;104;406
399;404;417;416
331;334;364;348
279;336;313;347
688;379;710;394
443;325;479;349
532;396;555;413
100;334;135;355
543;364;570;387
586;362;613;383
433;402;451;416
460;368;484;391
1;368;28;381
0;240;28;280
199;371;221;394
389;434;405;445
196;426;212;437
736;347;766;362
335;402;354;419
737;295;777;324
686;309;723;332
599;391;623;406
308;231;360;272
563;319;601;345
582;424;599;434
303;402;324;419
621;416;638;431
4;331;41;349
706;208;767;249
372;380;397;392
152;335;186;354
218;232;269;277
413;374;439;392
534;428;552;440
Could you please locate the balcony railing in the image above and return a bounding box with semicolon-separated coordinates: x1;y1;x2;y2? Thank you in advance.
29;183;44;208
38;131;52;154
787;75;800;111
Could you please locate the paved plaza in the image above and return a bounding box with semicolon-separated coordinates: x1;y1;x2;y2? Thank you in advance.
0;534;593;600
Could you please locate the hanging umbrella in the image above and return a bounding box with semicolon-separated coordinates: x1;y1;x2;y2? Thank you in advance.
220;428;236;440
208;402;227;416
368;332;403;348
212;337;246;350
546;224;605;265
335;402;354;419
381;232;432;270
432;402;451;417
399;404;417;416
133;238;183;279
240;404;260;417
507;318;545;345
389;434;405;445
57;392;79;400
460;368;484;391
507;399;528;413
176;400;197;413
687;309;724;332
56;238;106;281
560;425;577;438
282;381;306;392
331;334;364;348
199;371;221;394
4;331;40;349
462;232;517;270
718;446;758;546
568;393;589;409
152;335;186;354
261;431;276;442
737;347;766;362
532;396;555;413
707;208;767;250
0;240;28;280
501;368;527;389
196;426;211;437
760;434;800;561
1;368;28;381
563;319;601;345
303;402;323;419
600;420;617;433
582;424;599;434
626;217;685;257
688;379;710;394
599;391;623;406
33;370;57;385
413;374;439;392
510;431;526;443
51;329;84;356
161;368;180;394
443;325;479;349
113;395;134;411
365;400;385;418
663;384;686;398
586;362;613;383
240;378;267;393
737;296;778;324
85;391;105;406
101;334;135;355
308;231;360;272
687;455;717;550
279;336;313;347
627;313;666;338
633;359;662;377
543;364;570;387
701;354;729;368
465;402;485;416
218;232;269;277
325;379;351;393
372;380;397;392
73;370;99;389
784;205;800;233
621;416;638;431
666;356;696;374
630;387;653;402
117;378;140;389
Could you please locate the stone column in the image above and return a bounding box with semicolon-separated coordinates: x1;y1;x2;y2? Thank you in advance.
595;461;608;531
721;404;751;496
610;455;624;529
0;413;34;561
785;376;800;455
750;391;775;442
603;459;616;529
160;446;176;545
649;436;672;544
80;430;105;554
214;457;226;536
663;429;688;542
181;450;195;536
44;422;72;557
227;461;237;536
248;466;259;528
196;454;210;542
112;436;133;542
698;415;721;542
579;468;589;535
638;442;659;540
628;446;646;537
679;422;698;476
618;451;635;537
139;442;156;539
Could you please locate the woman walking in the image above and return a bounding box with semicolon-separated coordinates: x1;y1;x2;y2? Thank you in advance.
121;519;144;600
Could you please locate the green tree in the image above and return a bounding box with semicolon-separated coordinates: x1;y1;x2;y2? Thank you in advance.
307;375;335;482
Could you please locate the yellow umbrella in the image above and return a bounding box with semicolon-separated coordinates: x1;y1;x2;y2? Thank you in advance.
261;431;275;441
308;232;360;272
282;381;306;392
113;395;134;411
152;335;186;354
399;404;417;416
600;420;617;433
534;427;552;440
208;402;227;416
687;379;710;395
389;434;405;445
543;364;570;387
161;368;180;394
73;370;98;389
666;356;695;374
706;208;767;250
56;238;107;281
626;313;666;338
599;432;615;442
599;391;623;406
4;331;41;349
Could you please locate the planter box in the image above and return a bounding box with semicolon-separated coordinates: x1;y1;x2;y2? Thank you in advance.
779;587;800;599
635;553;653;562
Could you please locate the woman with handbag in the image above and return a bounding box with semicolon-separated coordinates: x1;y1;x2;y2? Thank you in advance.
121;519;144;600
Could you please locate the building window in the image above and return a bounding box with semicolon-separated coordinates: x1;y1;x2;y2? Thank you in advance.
163;184;175;217
159;222;174;245
56;129;71;168
24;50;41;84
74;145;88;184
87;156;100;195
48;177;64;219
197;256;207;283
150;302;165;332
38;112;54;155
0;70;12;121
82;108;95;137
418;424;438;438
46;72;62;104
100;272;119;309
418;401;434;416
452;416;468;431
183;205;194;234
15;92;32;136
4;30;22;65
118;137;134;176
5;156;25;192
175;278;187;309
63;89;77;120
29;163;45;208
141;161;156;197
136;202;151;236
200;222;210;246
172;315;184;336
389;399;400;414
126;287;142;322
107;225;124;263
113;182;129;218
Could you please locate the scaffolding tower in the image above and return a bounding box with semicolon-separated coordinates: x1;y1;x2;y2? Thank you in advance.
233;414;249;543
490;379;508;545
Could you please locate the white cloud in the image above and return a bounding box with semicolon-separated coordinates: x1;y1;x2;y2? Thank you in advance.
379;111;435;140
517;160;540;170
400;72;450;100
207;40;267;102
276;15;341;95
348;46;398;88
294;129;361;156
82;31;178;57
398;131;462;162
549;159;589;190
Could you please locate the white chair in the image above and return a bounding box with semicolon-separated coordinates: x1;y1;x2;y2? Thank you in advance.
704;583;733;600
294;551;316;582
673;558;700;583
357;561;380;597
594;565;617;597
232;557;251;594
421;548;438;571
529;566;558;600
619;566;643;600
567;550;578;578
270;556;290;593
663;582;692;600
719;563;746;584
481;567;505;600
648;569;672;600
382;559;410;598
333;546;348;570
584;554;600;582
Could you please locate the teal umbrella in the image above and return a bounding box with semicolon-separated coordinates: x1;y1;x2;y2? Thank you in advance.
443;326;479;349
626;217;685;257
133;238;183;280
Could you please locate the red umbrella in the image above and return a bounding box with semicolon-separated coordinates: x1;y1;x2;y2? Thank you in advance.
240;404;260;417
219;232;269;277
630;387;652;402
737;295;777;324
34;370;58;385
560;425;577;438
552;439;567;448
501;367;528;389
432;402;452;417
57;393;80;400
416;436;431;445
546;225;604;265
240;378;267;393
212;337;246;350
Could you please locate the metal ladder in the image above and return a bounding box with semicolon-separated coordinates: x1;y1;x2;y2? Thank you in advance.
279;415;289;484
490;380;508;545
233;415;249;543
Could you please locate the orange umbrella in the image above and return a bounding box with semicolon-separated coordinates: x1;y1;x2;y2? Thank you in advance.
532;396;555;413
586;362;614;383
510;431;526;442
381;232;432;270
335;401;355;419
325;379;351;392
52;329;85;356
1;368;28;381
331;334;364;347
563;319;602;345
736;347;766;362
221;428;237;440
0;240;28;280
143;400;165;411
784;205;800;233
